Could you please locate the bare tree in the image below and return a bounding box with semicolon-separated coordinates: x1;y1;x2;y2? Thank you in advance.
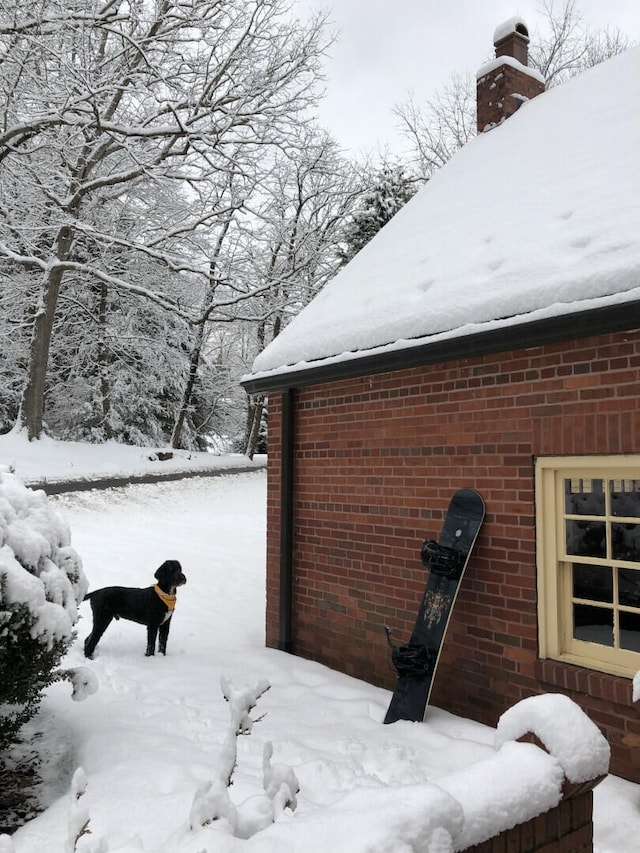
396;0;630;180
395;73;476;181
530;0;630;86
0;0;330;439
240;129;361;457
170;195;240;450
169;124;363;452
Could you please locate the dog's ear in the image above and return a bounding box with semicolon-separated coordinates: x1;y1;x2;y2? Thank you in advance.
154;560;182;580
154;561;170;581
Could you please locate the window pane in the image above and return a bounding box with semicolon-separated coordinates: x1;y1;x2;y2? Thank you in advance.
610;480;640;519
573;564;613;602
619;568;640;608
566;520;606;558
620;611;640;652
611;523;640;562
565;478;605;515
573;604;614;646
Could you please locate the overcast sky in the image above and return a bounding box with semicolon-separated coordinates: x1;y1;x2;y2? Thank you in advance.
291;0;640;156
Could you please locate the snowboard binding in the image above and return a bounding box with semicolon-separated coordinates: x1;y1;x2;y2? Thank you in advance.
421;539;465;578
385;628;435;678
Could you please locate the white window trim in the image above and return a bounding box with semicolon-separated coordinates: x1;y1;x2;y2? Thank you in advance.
536;455;640;678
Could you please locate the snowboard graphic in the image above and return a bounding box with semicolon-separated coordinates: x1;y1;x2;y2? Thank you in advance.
383;488;485;724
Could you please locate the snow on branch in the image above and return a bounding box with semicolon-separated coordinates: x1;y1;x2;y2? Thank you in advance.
633;669;640;703
59;666;99;703
188;677;299;841
221;675;270;737
263;740;299;812
215;675;271;789
64;768;97;853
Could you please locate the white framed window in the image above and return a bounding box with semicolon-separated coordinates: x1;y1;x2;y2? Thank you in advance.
536;456;640;677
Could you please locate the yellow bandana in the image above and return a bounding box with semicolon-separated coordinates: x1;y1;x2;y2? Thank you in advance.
154;585;177;611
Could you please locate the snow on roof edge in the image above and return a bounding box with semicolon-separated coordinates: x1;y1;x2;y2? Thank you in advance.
243;288;640;388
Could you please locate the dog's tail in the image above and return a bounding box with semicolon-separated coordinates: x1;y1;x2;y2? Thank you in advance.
83;591;94;602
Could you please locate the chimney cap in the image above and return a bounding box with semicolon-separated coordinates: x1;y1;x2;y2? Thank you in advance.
493;17;530;47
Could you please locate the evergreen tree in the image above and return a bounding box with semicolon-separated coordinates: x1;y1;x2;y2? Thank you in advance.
339;164;417;266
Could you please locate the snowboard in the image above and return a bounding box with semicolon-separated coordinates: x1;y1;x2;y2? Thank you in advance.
383;488;485;724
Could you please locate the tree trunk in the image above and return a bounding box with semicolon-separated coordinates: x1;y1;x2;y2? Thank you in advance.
172;218;232;450
244;395;265;460
18;277;62;440
18;227;74;440
97;282;114;440
171;322;206;449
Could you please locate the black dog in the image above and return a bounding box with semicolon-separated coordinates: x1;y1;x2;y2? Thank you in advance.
83;560;186;658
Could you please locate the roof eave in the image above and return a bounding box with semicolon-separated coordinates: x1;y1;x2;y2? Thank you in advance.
241;299;640;395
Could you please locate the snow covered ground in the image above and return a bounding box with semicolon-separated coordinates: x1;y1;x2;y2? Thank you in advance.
1;433;640;852
0;430;264;488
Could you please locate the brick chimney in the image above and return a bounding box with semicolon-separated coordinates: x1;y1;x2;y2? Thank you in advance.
476;18;545;133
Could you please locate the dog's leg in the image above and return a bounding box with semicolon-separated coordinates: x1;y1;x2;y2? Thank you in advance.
84;614;113;659
158;618;172;656
146;624;159;656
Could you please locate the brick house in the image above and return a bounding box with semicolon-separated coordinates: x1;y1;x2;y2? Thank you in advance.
243;22;640;783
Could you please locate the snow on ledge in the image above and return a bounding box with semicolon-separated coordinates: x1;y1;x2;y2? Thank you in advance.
633;670;640;703
494;17;529;44
233;693;606;851
437;740;564;851
253;740;562;852
255;783;464;852
476;54;545;84
496;693;610;784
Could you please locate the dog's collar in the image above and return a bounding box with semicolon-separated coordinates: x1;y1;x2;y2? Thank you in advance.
154;585;177;611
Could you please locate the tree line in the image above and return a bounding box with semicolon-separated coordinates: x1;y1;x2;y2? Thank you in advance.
0;0;630;455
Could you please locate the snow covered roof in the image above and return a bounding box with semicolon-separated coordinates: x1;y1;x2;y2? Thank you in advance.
248;47;640;387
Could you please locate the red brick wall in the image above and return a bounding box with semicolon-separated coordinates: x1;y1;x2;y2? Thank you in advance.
265;329;640;781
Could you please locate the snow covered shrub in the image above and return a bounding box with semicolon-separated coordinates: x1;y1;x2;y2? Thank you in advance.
0;469;89;749
188;678;300;841
65;768;93;853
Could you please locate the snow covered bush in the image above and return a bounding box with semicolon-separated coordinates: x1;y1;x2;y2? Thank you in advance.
188;677;300;841
65;768;92;853
0;469;89;748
